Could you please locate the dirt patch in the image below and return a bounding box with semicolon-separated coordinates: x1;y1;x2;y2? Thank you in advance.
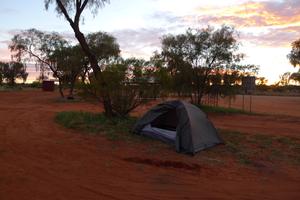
210;113;300;139
0;90;300;200
218;95;300;117
123;157;201;171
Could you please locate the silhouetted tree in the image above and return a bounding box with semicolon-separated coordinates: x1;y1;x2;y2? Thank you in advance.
149;52;173;96
44;0;115;117
49;45;87;98
87;31;120;61
288;38;300;68
161;26;245;104
86;57;154;117
257;77;268;86
9;29;68;80
278;72;291;86
0;65;3;85
0;61;28;85
289;70;300;84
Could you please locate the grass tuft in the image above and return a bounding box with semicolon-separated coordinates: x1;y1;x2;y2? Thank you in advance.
0;85;23;91
215;129;300;166
55;111;141;141
198;104;251;114
55;111;300;167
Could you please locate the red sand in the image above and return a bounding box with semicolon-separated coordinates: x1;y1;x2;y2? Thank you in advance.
0;90;300;200
218;95;300;117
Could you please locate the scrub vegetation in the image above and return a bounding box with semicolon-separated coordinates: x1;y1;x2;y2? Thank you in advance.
55;111;138;141
55;111;300;166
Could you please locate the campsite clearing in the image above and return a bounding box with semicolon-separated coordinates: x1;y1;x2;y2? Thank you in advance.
0;90;300;200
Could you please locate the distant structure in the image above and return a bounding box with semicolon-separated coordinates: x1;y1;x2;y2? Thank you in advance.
42;80;55;92
241;76;256;112
242;76;256;94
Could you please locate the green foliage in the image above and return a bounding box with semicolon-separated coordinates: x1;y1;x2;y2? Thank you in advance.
250;134;273;149
45;0;109;19
55;111;138;141
0;84;23;91
257;77;268;86
29;81;42;88
217;130;300;166
287;38;300;68
289;70;300;84
159;26;258;104
0;61;28;85
198;104;250;114
273;70;300;86
82;57;159;117
49;45;88;98
9;28;68;79
55;111;300;166
277;72;291;86
254;84;300;95
0;65;3;85
87;31;120;61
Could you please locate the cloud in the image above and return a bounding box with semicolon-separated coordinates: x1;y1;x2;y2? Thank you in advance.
150;11;181;24
262;0;300;19
59;31;77;43
0;29;21;40
111;28;167;58
0;48;11;61
159;0;300;47
0;40;10;46
192;0;300;27
241;26;300;47
0;8;18;15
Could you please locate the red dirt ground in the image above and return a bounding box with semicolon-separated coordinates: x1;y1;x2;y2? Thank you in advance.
218;95;300;117
1;90;300;200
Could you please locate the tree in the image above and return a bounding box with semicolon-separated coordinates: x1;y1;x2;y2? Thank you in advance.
278;72;291;86
0;65;3;85
85;57;155;117
149;52;173;97
87;31;120;61
288;38;300;68
44;0;115;116
161;26;245;104
160;33;193;97
9;29;68;81
49;45;87;98
0;61;28;85
9;29;71;97
73;32;120;84
257;77;268;86
289;70;300;84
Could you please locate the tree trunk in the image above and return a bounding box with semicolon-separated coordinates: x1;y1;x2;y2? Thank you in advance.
9;77;15;86
58;78;64;98
68;77;76;99
71;25;114;117
72;28;100;76
103;96;114;117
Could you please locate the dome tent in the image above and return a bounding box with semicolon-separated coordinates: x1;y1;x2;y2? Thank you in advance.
133;100;223;154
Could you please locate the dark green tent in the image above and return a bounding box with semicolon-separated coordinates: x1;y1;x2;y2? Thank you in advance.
133;100;223;154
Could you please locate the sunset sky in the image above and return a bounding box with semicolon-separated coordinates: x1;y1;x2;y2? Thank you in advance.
0;0;299;84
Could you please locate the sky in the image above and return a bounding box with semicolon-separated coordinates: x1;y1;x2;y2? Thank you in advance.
0;0;299;84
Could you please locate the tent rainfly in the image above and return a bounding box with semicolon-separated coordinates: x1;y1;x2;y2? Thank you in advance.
133;100;223;154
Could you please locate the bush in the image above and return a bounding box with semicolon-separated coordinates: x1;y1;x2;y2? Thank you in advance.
79;58;161;117
55;111;137;141
29;81;42;88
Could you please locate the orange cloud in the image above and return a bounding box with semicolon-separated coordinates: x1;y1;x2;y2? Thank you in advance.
194;0;300;27
241;26;300;47
181;0;299;47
